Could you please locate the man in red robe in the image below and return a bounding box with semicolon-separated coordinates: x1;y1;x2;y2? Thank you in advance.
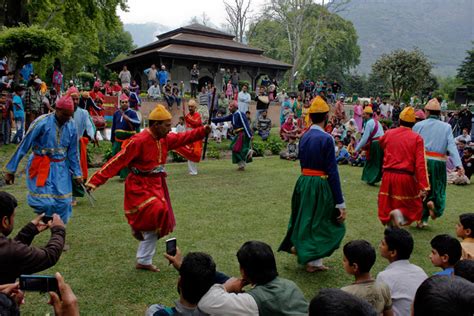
175;99;203;175
378;106;430;227
86;104;210;272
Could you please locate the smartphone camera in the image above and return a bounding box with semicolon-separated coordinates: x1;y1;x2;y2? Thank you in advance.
19;275;59;293
166;238;177;256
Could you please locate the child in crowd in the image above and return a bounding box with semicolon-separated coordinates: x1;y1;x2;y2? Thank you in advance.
347;136;357;156
335;140;350;165
341;240;393;316
350;150;366;167
377;228;427;316
176;116;185;133
456;213;474;260
280;137;298;161
430;234;462;276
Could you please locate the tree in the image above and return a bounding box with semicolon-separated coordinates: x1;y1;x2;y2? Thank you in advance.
0;25;68;82
224;0;252;43
457;44;474;86
371;49;432;102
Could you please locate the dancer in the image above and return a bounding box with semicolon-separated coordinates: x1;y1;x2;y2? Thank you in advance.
413;98;463;227
211;101;253;171
86;104;210;272
279;96;346;272
355;106;384;185
378;107;430;227
5;96;82;223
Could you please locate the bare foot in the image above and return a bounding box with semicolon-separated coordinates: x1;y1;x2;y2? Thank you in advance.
306;264;330;273
135;263;160;272
427;201;436;220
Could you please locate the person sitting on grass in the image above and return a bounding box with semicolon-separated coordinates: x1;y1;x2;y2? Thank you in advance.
430;234;462;276
257;110;272;141
198;241;309;316
280;137;298;161
146;250;221;316
0;192;66;285
376;228;427;316
456;213;474;260
335;140;350;165
341;240;393;316
412;275;474;316
309;288;377;316
454;260;474;282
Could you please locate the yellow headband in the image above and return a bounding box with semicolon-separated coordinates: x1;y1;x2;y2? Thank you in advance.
148;104;172;121
308;96;329;114
400;106;416;123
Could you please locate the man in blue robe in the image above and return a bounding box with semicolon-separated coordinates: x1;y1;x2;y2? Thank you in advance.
5;96;82;223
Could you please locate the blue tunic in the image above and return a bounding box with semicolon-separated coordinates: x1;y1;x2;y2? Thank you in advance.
299;125;345;206
111;108;141;142
212;111;252;138
5;113;81;223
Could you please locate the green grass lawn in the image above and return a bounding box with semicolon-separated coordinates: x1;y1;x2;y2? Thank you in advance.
2;156;471;315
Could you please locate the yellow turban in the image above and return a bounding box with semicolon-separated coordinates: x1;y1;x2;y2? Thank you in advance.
149;104;172;121
399;106;416;123
424;98;441;111
308;96;329;114
363;106;373;114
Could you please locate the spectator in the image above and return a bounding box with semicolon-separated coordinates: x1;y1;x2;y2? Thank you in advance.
211;112;229;143
454;260;474;283
379;101;392;119
118;65;131;88
176;116;185;133
171;83;182;108
223;68;231;90
255;86;269;120
280;138;298;161
144;64;158;89
147;81;161;100
309;288;377;316
391;102;401;127
158;65;169;89
458;107;472;133
335;96;346;123
413;276;474;316
190;64;199;98
331;80;342;97
104;80;113;95
280;96;292;125
456;128;472;144
230;68;239;94
257;110;272;141
1;88;12;145
376;228;427;316
197;87;210;122
217;93;229;115
146;250;217;316
112;81;122;95
48;272;79;316
280;115;297;142
11;85;25;144
225;80;233;100
277;89;288;103
462;147;473;179
129;80;140;95
163;81;174;110
24;78;43;130
237;84;251;113
198;241;309;316
335;140;350;165
0;192;65;285
341;240;393;315
430;234;462;276
456;213;474;260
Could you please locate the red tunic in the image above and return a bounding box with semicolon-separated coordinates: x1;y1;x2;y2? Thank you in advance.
87;127;207;235
174;112;203;162
378;127;430;224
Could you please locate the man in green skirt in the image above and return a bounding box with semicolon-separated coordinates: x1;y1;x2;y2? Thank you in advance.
355;106;384;185
279;96;346;272
413;98;464;227
111;93;141;179
211;101;252;171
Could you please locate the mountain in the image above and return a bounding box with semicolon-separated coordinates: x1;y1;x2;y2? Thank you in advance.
123;23;171;47
340;0;474;76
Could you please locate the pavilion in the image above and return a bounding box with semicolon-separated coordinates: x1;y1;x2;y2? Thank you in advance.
106;23;291;92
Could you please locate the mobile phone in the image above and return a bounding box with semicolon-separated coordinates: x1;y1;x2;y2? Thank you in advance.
19;275;58;293
41;215;53;224
166;238;177;256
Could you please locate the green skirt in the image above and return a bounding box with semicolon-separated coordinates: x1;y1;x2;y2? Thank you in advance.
361;140;383;185
231;132;252;164
422;159;447;222
279;175;346;264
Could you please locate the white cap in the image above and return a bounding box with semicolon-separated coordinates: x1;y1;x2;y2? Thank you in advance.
34;78;42;84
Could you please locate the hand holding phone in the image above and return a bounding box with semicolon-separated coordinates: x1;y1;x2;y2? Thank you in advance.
41;216;53;225
166;238;177;256
19;275;59;293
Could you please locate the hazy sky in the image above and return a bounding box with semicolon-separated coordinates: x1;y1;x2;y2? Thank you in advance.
118;0;267;27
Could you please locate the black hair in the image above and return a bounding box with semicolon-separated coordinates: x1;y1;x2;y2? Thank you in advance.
236;241;278;285
13;85;24;93
427;110;441;116
0;293;20;316
413;276;474;316
459;213;474;237
309;288;377;316
179;252;216;305
458;139;467;144
430;234;462;265
384;227;414;260
399;120;415;128
454;260;474;283
343;240;376;273
0;192;17;220
309;112;328;124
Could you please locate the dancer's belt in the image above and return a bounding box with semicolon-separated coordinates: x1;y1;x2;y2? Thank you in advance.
130;166;164;176
384;168;414;176
426;151;447;161
301;168;328;178
29;153;66;187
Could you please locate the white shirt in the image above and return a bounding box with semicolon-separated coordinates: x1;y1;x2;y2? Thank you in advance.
379;103;392;118
198;284;258;316
376;260;428;316
237;91;251;113
147;85;161;99
455;134;471;144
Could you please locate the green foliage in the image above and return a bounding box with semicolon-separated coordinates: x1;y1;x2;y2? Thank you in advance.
252;135;285;157
372;49;432;101
342;73;389;98
457;44;474;86
169;151;187;163
207;148;221;159
433;76;462;101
